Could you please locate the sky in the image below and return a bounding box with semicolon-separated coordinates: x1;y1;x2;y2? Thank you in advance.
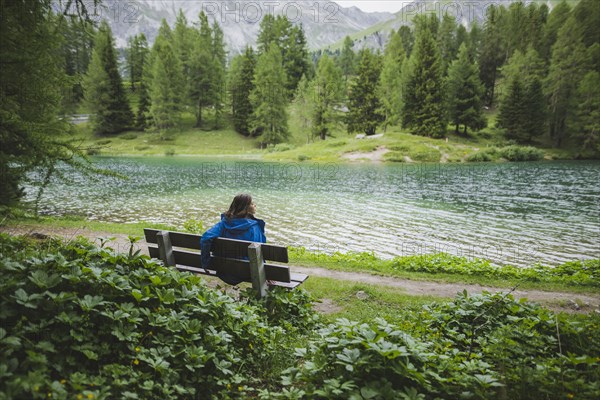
336;1;407;13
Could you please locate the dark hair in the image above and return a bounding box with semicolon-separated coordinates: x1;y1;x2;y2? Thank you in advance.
225;193;254;219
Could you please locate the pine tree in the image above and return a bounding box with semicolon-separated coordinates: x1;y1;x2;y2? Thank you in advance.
479;5;506;106
446;44;486;135
283;24;310;94
250;47;289;146
545;16;590;147
229;47;256;136
188;12;214;127
402;17;448;138
438;13;459;73
135;79;150;130
211;21;227;128
173;9;194;97
497;76;546;144
294;74;315;143
346;49;384;136
499;47;545;102
542;0;572;62
312;54;344;140
522;78;547;142
126;34;149;93
147;19;184;130
571;71;600;153
398;26;414;58
497;77;528;142
257;14;278;54
339;36;356;81
379;30;406;130
84;20;133;135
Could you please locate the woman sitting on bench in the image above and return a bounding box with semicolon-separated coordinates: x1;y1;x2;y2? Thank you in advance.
200;193;266;285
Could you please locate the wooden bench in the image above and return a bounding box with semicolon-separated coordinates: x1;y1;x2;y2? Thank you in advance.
144;229;309;298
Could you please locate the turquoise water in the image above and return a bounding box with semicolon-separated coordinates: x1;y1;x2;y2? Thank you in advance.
26;157;600;267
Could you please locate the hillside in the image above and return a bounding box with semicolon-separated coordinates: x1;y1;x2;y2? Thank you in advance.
95;0;393;52
326;0;579;52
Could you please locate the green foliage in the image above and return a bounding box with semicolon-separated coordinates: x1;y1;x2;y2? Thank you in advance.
446;44;487;135
0;234;315;399
250;47;290;146
466;151;493;162
379;30;406;129
498;145;545;161
346;49;385;136
241;287;321;333
311;54;344;140
84;21;133;135
182;219;204;234
283;291;600;399
402;16;448;138
229;47;257;136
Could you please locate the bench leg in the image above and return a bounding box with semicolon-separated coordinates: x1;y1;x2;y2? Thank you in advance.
156;231;176;267
248;243;267;299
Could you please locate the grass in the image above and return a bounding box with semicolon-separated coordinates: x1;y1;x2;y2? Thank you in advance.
302;277;444;325
72;102;586;162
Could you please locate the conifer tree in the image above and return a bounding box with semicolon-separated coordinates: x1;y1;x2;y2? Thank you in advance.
229;47;256;136
541;0;572;62
147;19;184;130
188;12;215;127
339;36;356;80
545;16;590;147
479;5;506;106
379;30;406;130
346;49;384;136
571;71;600;152
497;76;527;142
283;24;310;94
211;21;227;127
250;47;289;146
438;13;459;73
402;17;447;138
446;44;486;135
84;20;133;135
126;34;149;93
294;74;315;143
135;80;150;130
499;47;545;102
312;54;344;140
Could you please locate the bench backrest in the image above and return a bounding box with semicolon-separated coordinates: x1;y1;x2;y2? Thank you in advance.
143;228;292;283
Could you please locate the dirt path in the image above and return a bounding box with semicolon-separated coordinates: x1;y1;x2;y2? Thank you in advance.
2;226;599;313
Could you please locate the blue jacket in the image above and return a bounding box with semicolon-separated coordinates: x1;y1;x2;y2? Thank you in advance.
200;214;266;284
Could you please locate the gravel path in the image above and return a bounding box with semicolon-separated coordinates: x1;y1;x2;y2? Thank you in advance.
2;225;598;313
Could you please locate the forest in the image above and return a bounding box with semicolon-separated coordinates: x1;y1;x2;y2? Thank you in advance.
2;0;599;206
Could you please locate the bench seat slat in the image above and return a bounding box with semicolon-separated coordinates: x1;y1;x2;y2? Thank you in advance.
144;229;289;263
148;246;291;283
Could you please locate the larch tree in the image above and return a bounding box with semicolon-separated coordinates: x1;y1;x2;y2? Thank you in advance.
84;20;133;135
250;47;289;146
346;49;384;136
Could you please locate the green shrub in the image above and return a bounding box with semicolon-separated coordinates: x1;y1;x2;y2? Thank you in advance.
298;154;310;161
134;145;150;151
121;133;137;140
282;292;600;399
96;139;112;145
326;140;347;148
0;234;305;399
164;148;175;156
466;151;493;162
182;218;203;234
86;148;100;156
499;145;544;161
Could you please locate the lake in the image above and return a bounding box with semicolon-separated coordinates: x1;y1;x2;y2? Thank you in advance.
26;157;600;267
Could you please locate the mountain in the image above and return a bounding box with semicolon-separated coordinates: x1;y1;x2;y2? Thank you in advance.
326;0;575;52
96;0;393;52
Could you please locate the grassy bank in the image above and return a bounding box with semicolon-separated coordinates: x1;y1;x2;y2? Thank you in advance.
71;105;586;162
3;214;598;295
